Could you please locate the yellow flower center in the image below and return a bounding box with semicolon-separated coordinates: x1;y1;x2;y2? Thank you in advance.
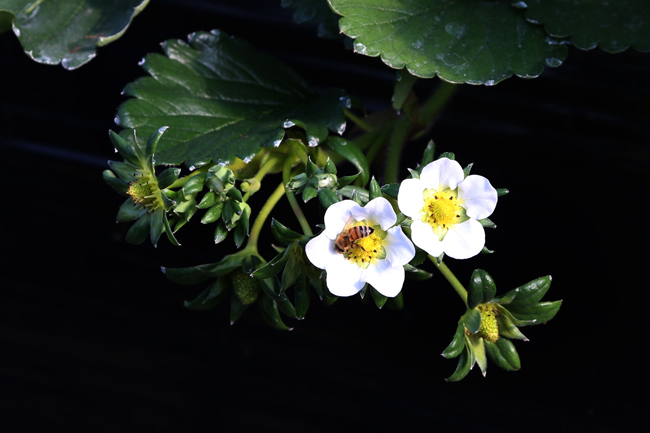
127;171;163;210
477;304;499;343
345;223;387;269
420;188;467;240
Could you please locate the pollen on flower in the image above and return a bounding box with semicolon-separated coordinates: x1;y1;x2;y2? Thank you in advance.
477;304;499;343
420;188;466;239
345;228;387;269
127;171;162;210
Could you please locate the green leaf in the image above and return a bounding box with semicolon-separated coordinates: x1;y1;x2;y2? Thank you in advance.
467;269;497;309
162;212;180;246
117;198;145;223
496;313;528;341
108;130;140;166
523;0;650;53
281;252;301;291
507;276;553;309
184;278;229;310
283;0;343;40
509;300;563;325
323;137;370;186
330;0;568;84
318;188;340;209
442;322;465;359
162;256;242;285
252;250;291;280
103;169;129;195
392;69;418;110
4;0;149;69
157;167;181;190
108;160;139;182
338;185;369;204
418;140;435;171
446;346;471;382
146;126;168;156
117;30;347;167
485;338;520;371
368;177;382;201
259;296;293;331
294;271;310;320
149;207;164;247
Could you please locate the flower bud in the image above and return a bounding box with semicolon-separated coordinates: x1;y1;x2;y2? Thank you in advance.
477;304;499;343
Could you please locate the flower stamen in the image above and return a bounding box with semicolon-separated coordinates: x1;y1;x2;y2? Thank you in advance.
420;188;467;240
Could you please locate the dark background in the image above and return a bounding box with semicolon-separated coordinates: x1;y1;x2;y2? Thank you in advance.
1;1;648;432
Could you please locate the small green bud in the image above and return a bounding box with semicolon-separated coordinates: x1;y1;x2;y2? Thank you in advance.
477;304;499;343
315;173;338;190
231;269;261;305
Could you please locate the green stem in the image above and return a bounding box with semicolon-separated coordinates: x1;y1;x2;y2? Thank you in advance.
242;153;283;202
283;154;313;236
384;115;414;184
344;108;373;132
166;163;215;189
247;181;285;249
430;256;468;306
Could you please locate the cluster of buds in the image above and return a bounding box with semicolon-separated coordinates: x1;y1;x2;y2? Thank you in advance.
286;157;358;202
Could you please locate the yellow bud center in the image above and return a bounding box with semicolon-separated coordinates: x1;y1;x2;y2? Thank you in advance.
127;170;164;211
477;304;499;343
420;188;466;240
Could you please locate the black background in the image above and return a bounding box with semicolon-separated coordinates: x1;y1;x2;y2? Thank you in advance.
1;1;648;432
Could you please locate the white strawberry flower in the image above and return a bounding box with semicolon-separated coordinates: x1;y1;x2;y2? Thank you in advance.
397;157;498;260
305;197;415;297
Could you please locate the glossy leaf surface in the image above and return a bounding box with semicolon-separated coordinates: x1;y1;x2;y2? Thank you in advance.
3;0;149;69
117;30;348;167
328;0;567;84
524;0;650;53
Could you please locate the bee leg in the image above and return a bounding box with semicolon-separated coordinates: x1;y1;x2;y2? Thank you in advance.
352;241;366;252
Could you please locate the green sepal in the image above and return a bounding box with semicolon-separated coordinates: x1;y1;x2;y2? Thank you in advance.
418;140;435;172
338;185;369;204
467;269;497;309
149;207;164;247
227;187;243;202
496;313;529;340
408;247;428;267
253;250;290;279
108;160;139;182
302;186;319;203
324;136;370;186
350;189;364;205
125;212;151;245
404;264;432;280
462;308;481;334
294;271;310;320
162;256;242;284
337;173;360;188
368;176;381;201
305;267;337;305
442;322;466;359
494;289;518;305
197;191;218;209
159;192;176;210
370;287;388;309
306;158;318;178
380;183;399;199
479;218;496;229
109;130;140;166
184;278;229;310
446;346;471;382
146;126;169;157
485;338;521;371
318;188;340;209
260;296;292;331
481;246;494;254
359;284;368;299
103;169;130;195
495;304;530;327
466;334;487;376
497;188;509;197
259;275;283;298
271;219;303;244
162;212;180;246
117;198;145;222
438;152;455;160
385;291;404;310
213;221;228;244
230;293;247;325
463;163;473;178
201;202;224;224
233;203;251;248
182;173;207;196
324;157;337;174
157;167;181;190
281;251;301;291
508;300;563;325
407;168;420;179
506;276;553;309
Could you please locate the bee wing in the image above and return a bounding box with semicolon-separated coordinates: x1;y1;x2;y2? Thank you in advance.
341;215;356;232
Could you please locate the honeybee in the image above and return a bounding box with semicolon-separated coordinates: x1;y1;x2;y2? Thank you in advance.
334;216;374;254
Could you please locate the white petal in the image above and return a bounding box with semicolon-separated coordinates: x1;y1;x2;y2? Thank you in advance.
385;226;415;266
362;259;405;298
441;219;485;259
420;158;465;191
457;175;498;220
353;197;396;229
410;219;443;257
325;259;365;296
305;232;336;270
397;178;425;218
324;200;359;240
